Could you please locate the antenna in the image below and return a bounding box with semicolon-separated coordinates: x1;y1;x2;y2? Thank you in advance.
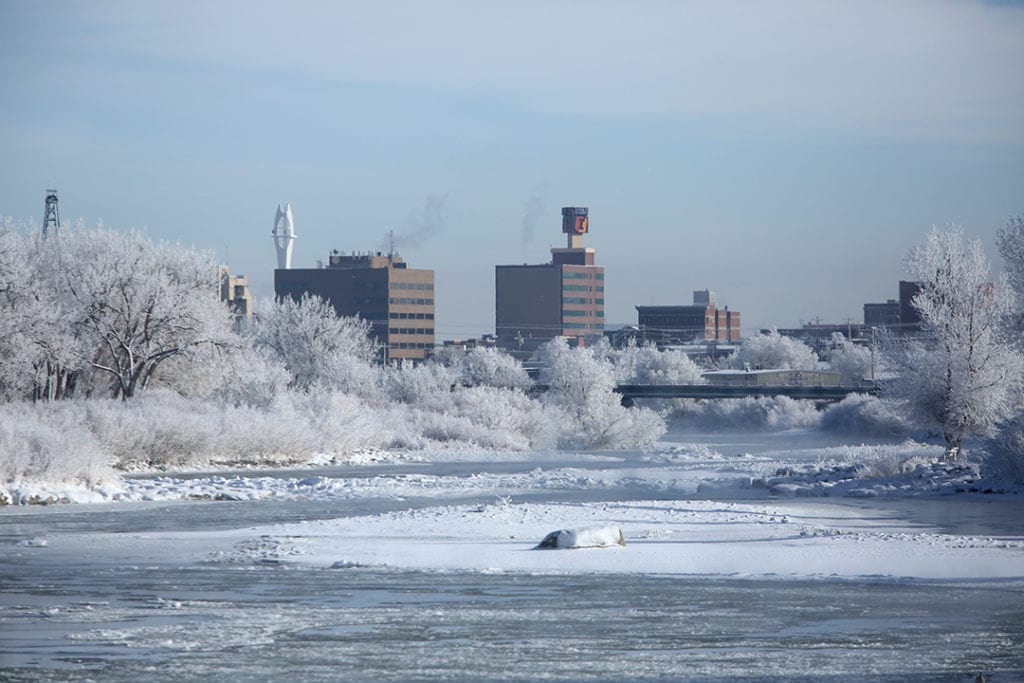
43;189;60;236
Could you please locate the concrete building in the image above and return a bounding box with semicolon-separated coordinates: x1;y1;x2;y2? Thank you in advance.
218;266;253;331
635;290;741;345
495;207;605;356
275;251;435;362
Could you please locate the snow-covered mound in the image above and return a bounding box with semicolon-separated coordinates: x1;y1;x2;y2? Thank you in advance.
535;525;626;549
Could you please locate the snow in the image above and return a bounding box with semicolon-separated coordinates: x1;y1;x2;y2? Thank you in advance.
8;438;1020;584
535;525;626;549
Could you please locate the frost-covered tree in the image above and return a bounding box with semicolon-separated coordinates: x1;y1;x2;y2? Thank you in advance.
537;338;665;448
727;329;818;371
384;360;457;404
997;214;1024;340
56;227;235;399
629;344;705;385
0;221;93;401
435;346;531;390
254;294;380;393
886;226;1022;458
827;333;873;385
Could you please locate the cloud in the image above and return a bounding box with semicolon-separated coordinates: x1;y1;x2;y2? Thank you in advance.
43;0;1024;143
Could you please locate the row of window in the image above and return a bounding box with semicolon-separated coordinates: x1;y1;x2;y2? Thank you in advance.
390;342;431;349
389;312;435;320
390;282;434;291
562;271;604;280
562;284;605;292
563;322;605;330
562;297;605;305
388;328;434;335
563;310;605;317
389;297;434;305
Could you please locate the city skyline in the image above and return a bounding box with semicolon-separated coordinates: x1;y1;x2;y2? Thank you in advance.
2;1;1023;341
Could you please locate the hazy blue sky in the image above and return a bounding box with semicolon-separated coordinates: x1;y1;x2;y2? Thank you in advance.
2;1;1023;339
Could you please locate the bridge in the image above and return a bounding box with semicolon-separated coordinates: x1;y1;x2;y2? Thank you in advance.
612;383;878;406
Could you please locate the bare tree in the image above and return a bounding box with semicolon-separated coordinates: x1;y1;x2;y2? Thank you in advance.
886;226;1022;458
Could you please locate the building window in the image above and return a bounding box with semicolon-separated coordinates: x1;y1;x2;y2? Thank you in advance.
388;297;434;305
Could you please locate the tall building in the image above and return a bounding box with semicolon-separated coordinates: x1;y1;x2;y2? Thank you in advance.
275;251;435;362
635;290;741;345
495;207;605;356
218;266;253;331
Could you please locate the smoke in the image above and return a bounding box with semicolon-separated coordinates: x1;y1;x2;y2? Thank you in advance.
521;187;547;245
382;193;448;253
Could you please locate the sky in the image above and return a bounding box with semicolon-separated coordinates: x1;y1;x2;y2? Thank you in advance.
2;1;1023;340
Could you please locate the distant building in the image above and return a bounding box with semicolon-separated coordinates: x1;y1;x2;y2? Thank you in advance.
863;299;900;328
635;290;740;345
442;335;497;351
770;322;864;353
861;281;922;334
275;251;435;362
495;207;604;356
898;280;922;331
218;266;253;331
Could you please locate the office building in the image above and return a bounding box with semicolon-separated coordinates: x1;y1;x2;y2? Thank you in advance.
218;266;253;331
495;207;605;356
636;290;741;345
275;251;435;362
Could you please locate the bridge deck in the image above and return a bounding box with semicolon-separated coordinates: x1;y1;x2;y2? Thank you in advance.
612;383;877;402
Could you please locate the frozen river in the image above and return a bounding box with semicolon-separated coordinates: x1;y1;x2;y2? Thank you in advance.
2;430;1023;681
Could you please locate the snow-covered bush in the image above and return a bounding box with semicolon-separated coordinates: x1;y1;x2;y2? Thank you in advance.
84;391;223;470
727;330;818;371
826;333;873;385
820;394;912;438
537;339;666;448
0;403;113;487
985;413;1024;483
628;344;704;385
666;396;820;431
839;443;937;479
384;361;458;405
437;347;532;390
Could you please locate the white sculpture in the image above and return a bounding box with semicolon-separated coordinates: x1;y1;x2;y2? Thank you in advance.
272;203;296;269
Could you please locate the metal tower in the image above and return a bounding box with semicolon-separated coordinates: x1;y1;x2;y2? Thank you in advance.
43;189;60;236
